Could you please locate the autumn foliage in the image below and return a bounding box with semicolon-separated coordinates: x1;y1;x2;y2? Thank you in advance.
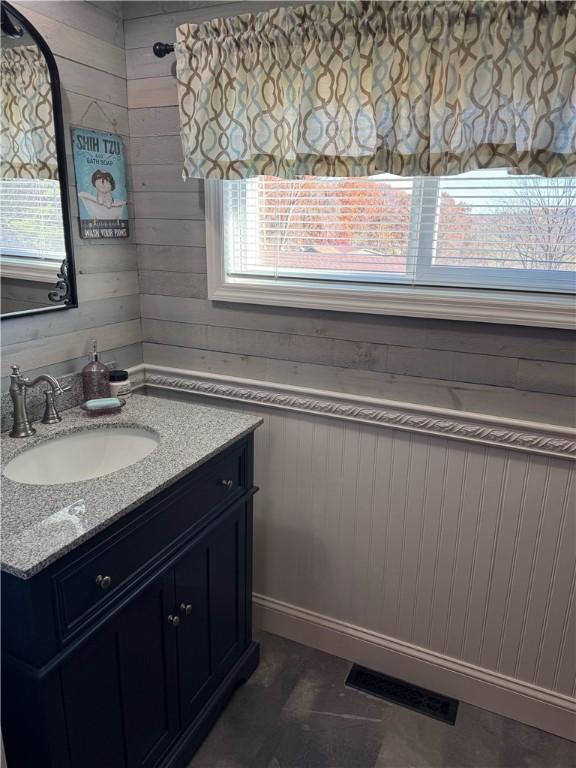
253;175;575;277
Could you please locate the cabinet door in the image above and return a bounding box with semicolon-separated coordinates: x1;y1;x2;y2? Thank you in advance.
59;572;178;768
175;501;247;727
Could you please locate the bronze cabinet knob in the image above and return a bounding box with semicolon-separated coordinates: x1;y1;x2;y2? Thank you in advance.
95;575;112;590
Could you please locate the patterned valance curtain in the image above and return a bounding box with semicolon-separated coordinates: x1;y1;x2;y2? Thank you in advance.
1;45;58;180
175;1;576;180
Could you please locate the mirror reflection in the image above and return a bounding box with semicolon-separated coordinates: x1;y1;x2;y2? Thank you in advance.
0;3;75;317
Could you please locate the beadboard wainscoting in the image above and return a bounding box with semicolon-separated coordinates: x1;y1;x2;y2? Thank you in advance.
131;363;576;741
2;1;142;390
124;4;575;737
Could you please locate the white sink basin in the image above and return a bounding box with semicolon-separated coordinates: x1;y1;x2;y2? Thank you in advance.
4;427;160;486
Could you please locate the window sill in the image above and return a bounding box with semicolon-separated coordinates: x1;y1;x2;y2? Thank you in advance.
207;277;575;330
205;181;575;330
0;256;61;283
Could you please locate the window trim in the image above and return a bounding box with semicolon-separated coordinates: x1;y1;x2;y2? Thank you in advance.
205;180;576;330
0;255;61;283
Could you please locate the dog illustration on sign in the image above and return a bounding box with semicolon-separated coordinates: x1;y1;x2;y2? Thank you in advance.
78;170;126;224
72;127;129;239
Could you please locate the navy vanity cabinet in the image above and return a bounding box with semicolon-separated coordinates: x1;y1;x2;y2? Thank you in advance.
59;571;179;768
54;441;249;644
1;434;259;768
175;501;248;729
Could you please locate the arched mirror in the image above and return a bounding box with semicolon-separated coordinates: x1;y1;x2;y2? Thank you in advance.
0;1;77;318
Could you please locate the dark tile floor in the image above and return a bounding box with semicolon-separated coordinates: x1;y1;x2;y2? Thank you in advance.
189;631;576;768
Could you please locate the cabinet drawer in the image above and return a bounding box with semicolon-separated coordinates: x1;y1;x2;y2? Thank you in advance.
53;443;247;640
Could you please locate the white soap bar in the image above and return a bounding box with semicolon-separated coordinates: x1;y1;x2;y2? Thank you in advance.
84;397;122;410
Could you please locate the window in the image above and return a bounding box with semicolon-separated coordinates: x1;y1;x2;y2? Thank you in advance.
0;178;66;281
206;170;576;328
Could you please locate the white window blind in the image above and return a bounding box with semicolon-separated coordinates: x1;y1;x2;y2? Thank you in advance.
222;170;576;296
0;178;66;262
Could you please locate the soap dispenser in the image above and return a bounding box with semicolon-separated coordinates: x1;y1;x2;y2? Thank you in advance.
82;340;111;401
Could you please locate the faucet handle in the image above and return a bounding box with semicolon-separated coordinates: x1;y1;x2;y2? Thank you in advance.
41;381;71;423
9;365;28;386
41;390;62;425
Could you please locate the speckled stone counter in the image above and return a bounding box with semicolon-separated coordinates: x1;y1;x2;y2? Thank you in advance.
1;393;262;579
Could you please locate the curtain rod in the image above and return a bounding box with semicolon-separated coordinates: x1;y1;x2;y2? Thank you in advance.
153;42;174;58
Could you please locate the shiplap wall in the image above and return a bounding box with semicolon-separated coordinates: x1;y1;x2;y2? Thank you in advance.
125;1;575;404
127;1;575;734
0;0;572;738
1;1;142;390
2;279;55;315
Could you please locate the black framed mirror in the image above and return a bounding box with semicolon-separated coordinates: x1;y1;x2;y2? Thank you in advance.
0;1;77;319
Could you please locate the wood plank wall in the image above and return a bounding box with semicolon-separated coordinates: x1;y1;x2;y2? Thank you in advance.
126;2;575;722
2;1;142;389
0;0;572;729
125;1;575;409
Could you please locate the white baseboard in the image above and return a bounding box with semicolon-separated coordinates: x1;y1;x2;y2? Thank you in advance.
253;593;576;742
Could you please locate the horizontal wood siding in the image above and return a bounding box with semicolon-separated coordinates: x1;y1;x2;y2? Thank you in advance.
3;1;142;384
1;0;572;732
127;1;575;723
126;3;575;401
13;4;126;77
2;320;141;373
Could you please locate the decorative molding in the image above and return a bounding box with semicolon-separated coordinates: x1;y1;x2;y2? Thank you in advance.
129;366;146;391
253;593;576;742
130;364;576;460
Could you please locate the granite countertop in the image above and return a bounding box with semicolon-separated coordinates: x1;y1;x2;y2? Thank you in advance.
1;393;262;580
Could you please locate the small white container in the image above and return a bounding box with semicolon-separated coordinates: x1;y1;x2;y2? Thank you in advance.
109;369;132;399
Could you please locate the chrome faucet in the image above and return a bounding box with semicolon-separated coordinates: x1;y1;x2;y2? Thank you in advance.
9;365;70;438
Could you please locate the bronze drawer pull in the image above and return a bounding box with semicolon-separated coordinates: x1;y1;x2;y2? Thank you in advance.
219;479;233;489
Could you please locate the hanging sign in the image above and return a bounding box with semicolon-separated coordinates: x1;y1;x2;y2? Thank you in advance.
71;128;129;239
